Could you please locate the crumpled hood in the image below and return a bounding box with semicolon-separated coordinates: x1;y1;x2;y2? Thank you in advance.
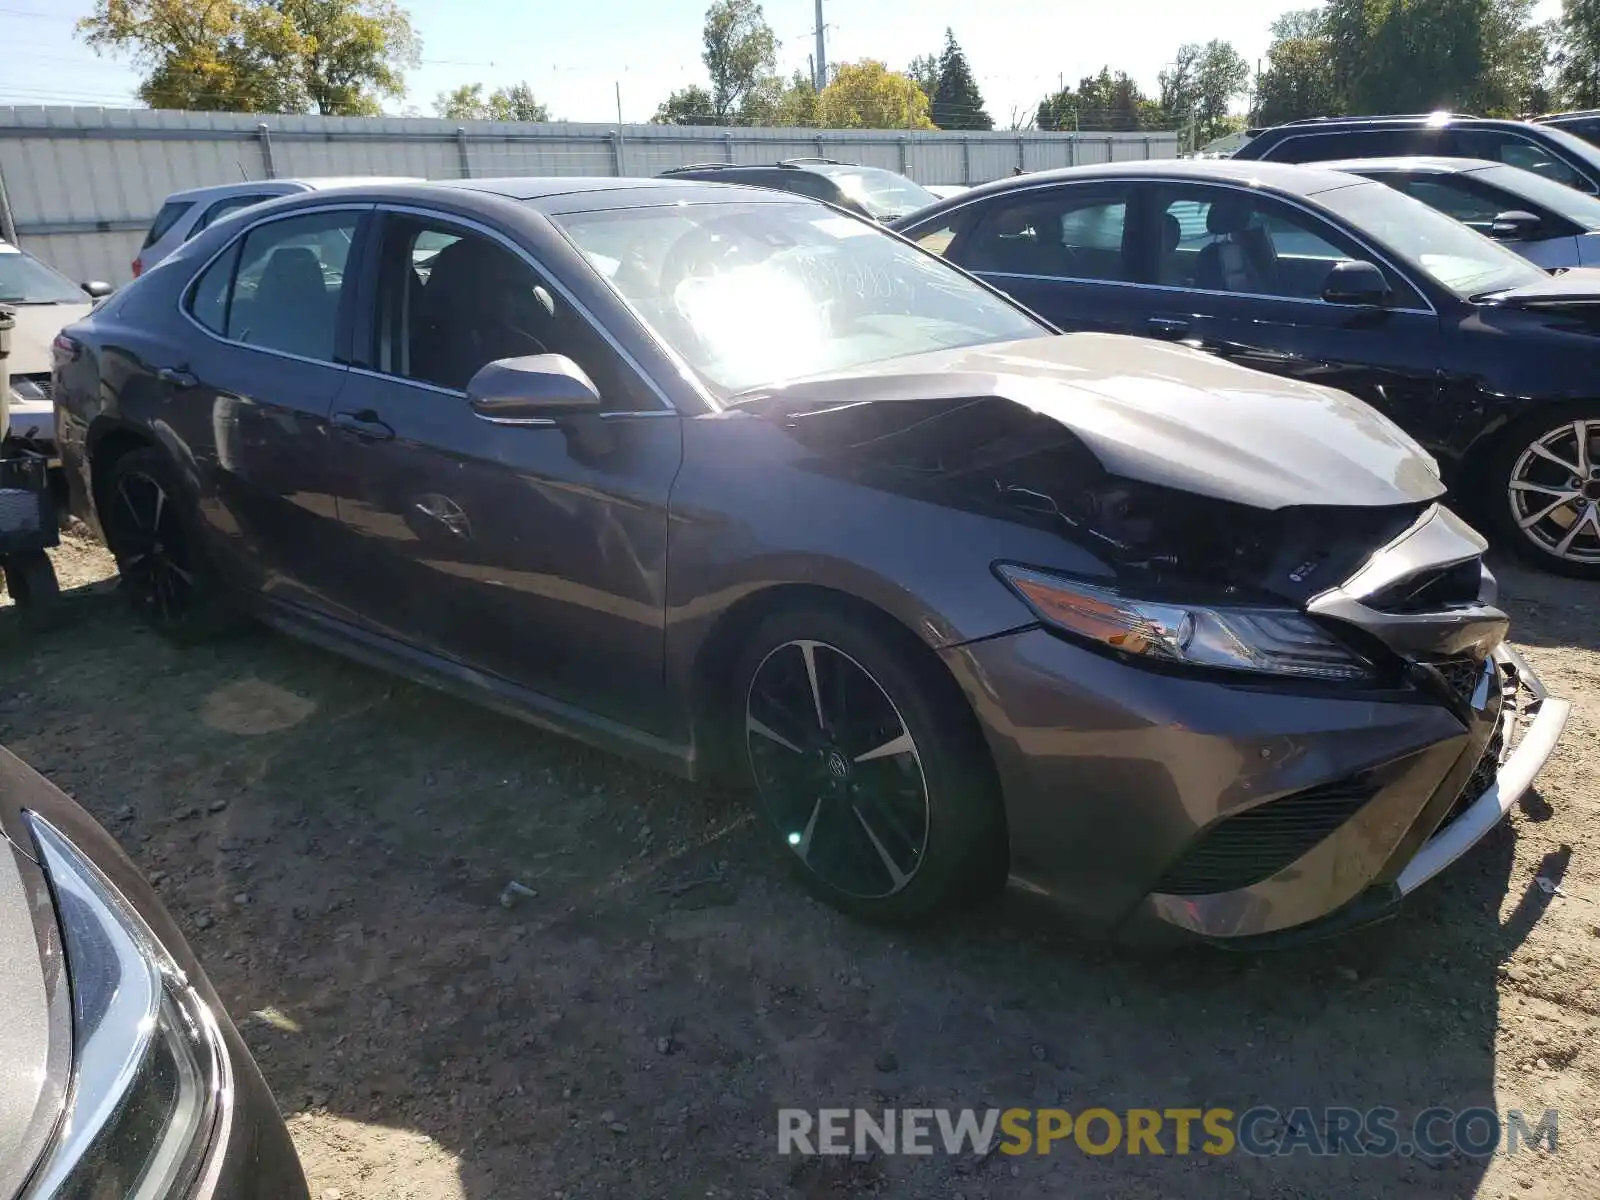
2;301;92;376
751;333;1445;510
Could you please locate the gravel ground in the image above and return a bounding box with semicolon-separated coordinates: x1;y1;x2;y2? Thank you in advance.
1;529;1596;1199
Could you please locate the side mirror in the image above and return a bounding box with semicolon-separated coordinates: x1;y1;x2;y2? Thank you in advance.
466;354;602;421
1489;210;1543;241
80;280;115;299
1321;260;1390;308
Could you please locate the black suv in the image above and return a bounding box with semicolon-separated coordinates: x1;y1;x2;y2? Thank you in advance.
658;159;939;221
1235;114;1600;194
1535;109;1600;150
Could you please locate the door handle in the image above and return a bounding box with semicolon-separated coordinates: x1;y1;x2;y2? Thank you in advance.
1146;317;1191;339
332;409;395;441
155;366;198;388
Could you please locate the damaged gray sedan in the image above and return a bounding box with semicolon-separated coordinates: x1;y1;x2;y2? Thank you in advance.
53;179;1568;944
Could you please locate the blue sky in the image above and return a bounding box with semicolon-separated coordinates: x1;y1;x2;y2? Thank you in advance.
0;0;1569;124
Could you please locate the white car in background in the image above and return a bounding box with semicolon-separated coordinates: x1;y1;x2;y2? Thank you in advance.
1;240;108;455
1326;155;1600;271
132;176;421;277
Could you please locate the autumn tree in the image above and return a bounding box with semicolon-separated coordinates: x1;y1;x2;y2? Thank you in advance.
931;29;991;130
434;82;550;122
818;60;934;129
283;0;417;115
77;0;418;114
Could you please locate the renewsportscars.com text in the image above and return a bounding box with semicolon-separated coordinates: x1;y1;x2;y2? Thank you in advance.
777;1106;1559;1158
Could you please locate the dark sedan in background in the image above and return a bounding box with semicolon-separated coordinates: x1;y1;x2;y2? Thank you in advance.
1;748;307;1199
49;176;1566;943
894;159;1600;577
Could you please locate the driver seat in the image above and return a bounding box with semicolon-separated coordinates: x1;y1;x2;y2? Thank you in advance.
1196;197;1279;295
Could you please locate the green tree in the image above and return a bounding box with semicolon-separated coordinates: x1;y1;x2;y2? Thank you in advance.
817;60;934;129
1256;13;1342;126
1191;39;1251;143
434;81;550;122
743;70;820;126
906;52;939;103
1037;68;1154;132
931;28;992;130
78;0;418;114
1557;0;1600;107
652;85;718;125
702;0;776;122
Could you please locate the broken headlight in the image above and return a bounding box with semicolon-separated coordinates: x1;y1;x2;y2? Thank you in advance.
996;565;1374;682
23;814;226;1200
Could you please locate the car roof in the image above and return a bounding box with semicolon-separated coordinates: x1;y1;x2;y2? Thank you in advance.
908;158;1374;211
1316;156;1505;175
163;176;421;202
437;175;808;212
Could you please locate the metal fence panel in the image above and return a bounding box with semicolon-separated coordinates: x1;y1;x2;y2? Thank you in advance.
0;106;1178;283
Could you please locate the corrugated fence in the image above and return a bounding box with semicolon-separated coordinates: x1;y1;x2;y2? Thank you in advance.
0;106;1178;284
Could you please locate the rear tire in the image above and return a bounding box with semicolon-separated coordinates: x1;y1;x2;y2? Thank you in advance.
100;447;243;638
1483;405;1600;579
731;605;1006;924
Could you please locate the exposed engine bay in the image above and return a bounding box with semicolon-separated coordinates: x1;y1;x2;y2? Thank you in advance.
766;393;1429;607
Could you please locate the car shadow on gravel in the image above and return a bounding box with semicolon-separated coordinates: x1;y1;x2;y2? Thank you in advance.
1491;555;1600;654
0;589;1540;1199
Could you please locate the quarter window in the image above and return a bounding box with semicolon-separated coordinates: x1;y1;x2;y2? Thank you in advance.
142;200;194;249
186;210;358;363
367;213;654;411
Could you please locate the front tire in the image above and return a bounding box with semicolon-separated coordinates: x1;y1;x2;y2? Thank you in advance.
100;447;240;637
732;605;1006;924
1485;406;1600;579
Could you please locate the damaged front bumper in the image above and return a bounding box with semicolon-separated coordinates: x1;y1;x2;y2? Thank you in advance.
1393;644;1567;897
944;501;1569;946
1143;644;1568;947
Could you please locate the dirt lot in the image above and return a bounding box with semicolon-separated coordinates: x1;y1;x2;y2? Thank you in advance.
2;528;1597;1199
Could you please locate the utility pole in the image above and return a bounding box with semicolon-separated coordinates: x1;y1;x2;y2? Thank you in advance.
813;0;827;91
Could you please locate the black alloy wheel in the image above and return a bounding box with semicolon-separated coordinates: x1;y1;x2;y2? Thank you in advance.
100;448;235;635
735;606;1006;922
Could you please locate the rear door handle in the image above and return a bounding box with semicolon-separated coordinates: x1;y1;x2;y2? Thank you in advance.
1146;317;1191;339
155;366;198;388
332;409;395;441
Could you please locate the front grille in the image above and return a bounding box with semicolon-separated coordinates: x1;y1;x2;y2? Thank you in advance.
1425;654;1486;708
1153;777;1378;896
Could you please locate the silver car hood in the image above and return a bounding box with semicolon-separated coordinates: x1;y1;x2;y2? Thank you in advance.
2;302;92;377
756;333;1445;510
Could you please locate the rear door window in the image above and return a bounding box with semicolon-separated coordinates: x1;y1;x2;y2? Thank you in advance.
142;200;195;248
1450;130;1593;192
1268;128;1440;163
960;186;1131;281
188;210;361;362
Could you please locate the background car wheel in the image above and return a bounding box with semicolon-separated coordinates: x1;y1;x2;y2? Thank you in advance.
1485;405;1600;579
101;448;242;637
733;605;1006;924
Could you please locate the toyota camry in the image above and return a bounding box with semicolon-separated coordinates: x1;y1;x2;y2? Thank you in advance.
51;177;1568;944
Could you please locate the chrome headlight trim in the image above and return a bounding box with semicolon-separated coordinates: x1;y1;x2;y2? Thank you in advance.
22;814;227;1200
